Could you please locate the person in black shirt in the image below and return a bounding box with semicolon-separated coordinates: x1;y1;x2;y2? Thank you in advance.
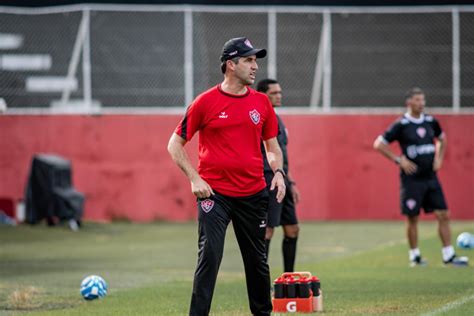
257;79;300;272
374;87;468;267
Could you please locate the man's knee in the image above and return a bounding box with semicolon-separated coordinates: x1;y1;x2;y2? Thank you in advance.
435;210;450;222
283;224;299;238
407;215;418;226
265;227;274;240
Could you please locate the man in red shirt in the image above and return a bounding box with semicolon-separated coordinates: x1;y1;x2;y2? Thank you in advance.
168;37;286;316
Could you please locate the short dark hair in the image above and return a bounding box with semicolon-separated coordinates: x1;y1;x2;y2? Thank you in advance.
221;57;240;74
256;78;278;93
405;87;424;101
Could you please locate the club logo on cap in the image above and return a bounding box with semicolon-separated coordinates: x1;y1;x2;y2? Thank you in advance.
201;199;215;213
244;39;253;48
249;109;260;124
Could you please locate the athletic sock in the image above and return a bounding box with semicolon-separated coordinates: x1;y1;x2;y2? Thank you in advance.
442;245;455;262
409;248;421;261
282;236;298;272
264;239;271;262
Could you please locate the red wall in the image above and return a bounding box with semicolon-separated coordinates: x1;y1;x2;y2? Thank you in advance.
1;114;473;222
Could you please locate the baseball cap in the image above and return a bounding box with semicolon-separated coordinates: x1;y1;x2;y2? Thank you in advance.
220;37;267;62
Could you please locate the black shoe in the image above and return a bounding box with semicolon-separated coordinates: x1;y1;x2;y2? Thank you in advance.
410;255;427;267
444;255;468;267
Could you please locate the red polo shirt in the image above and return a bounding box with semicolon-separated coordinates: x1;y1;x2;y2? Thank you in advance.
175;84;278;197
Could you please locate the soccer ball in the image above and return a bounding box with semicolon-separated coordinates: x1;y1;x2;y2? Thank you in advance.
80;275;108;300
456;232;473;249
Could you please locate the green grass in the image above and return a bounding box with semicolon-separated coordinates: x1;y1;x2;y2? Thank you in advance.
1;221;473;315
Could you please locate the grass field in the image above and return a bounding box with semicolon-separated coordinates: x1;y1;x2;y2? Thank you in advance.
1;221;473;315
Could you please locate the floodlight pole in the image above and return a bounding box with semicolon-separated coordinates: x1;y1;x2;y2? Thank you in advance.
184;7;194;107
310;16;327;109
268;8;277;80
82;8;92;109
452;8;460;113
60;9;88;106
322;10;332;113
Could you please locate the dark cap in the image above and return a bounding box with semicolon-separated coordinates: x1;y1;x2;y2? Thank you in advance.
220;37;267;62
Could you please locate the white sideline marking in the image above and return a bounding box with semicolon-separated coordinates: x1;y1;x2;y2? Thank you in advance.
421;294;474;316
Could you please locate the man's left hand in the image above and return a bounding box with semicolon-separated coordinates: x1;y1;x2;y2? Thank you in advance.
270;172;286;203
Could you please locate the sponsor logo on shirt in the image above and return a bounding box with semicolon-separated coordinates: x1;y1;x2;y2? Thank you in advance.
200;199;215;213
406;144;435;159
416;127;426;138
249;109;260;125
219;111;228;119
259;220;266;228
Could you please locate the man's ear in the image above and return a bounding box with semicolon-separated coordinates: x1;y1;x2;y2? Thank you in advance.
226;59;235;71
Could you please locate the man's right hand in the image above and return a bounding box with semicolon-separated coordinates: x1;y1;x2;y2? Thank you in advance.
191;176;214;199
400;155;418;175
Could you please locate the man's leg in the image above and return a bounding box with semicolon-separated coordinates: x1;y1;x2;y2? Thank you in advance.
406;215;419;250
282;224;299;272
424;177;466;265
434;210;451;247
264;181;282;262
232;191;272;316
401;177;425;265
264;227;274;260
280;183;299;272
264;168;282;262
406;215;425;265
434;210;458;263
190;196;230;316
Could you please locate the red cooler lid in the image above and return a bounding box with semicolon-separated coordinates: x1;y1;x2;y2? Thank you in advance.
300;277;310;284
274;277;285;284
286;277;296;284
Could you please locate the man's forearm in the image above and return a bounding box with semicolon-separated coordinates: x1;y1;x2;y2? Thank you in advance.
374;137;399;163
168;136;200;181
265;145;283;172
436;138;447;161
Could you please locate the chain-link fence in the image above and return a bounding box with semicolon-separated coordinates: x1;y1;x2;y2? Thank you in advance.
332;12;453;107
0;11;83;108
461;12;474;108
1;5;473;112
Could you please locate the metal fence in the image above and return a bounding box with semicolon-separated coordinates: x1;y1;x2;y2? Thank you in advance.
1;5;474;113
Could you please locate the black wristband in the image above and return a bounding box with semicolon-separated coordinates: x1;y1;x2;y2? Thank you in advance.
275;168;286;178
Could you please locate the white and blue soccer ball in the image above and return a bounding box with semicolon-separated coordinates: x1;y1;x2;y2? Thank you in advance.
456;232;473;249
80;275;108;300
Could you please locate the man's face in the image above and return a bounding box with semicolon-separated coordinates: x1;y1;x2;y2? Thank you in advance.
265;83;282;107
407;93;425;113
231;55;258;85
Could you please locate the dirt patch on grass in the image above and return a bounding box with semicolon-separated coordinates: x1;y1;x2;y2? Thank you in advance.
7;286;42;310
3;286;78;311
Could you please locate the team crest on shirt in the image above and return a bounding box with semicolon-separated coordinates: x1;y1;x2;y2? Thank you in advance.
249;109;260;125
201;199;215;213
416;127;426;138
406;199;417;210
